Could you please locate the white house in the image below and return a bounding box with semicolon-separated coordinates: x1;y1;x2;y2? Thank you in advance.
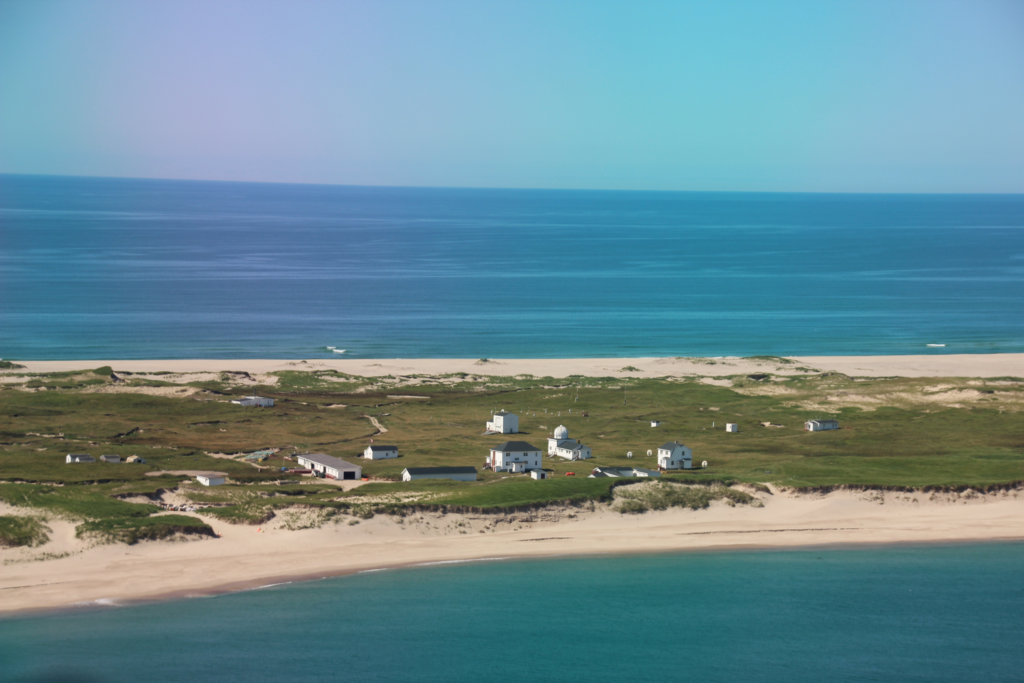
547;425;592;461
486;411;519;434
364;445;399;460
196;474;226;487
402;466;478;482
488;440;543;473
100;454;121;463
657;442;693;470
296;453;363;480
232;396;275;407
725;423;739;433
805;419;839;432
66;453;95;464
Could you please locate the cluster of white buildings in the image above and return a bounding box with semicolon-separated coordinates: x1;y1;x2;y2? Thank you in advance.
547;425;592;461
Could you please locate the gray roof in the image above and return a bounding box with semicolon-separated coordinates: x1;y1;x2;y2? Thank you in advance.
659;442;686;451
367;445;398;451
555;440;587;451
492;441;541;452
493;411;515;416
404;467;478;475
297;453;360;471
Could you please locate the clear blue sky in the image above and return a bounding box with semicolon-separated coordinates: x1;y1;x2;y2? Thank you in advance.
1;0;1022;192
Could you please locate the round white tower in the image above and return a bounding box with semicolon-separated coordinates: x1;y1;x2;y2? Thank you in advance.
554;425;569;440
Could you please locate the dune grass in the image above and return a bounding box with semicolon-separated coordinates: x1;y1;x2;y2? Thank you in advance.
0;516;50;548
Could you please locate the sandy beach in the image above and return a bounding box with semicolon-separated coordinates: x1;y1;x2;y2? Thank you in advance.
10;353;1024;379
3;486;1023;616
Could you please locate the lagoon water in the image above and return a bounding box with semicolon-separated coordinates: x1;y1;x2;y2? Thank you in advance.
3;543;1023;682
2;174;1024;360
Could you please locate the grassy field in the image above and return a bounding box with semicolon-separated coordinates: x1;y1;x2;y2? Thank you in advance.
1;365;1022;540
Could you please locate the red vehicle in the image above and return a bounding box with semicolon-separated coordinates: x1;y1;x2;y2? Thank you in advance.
565;471;575;476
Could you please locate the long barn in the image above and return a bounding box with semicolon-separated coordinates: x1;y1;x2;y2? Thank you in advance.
296;453;362;480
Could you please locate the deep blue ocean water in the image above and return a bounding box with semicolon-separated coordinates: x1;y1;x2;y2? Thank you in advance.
2;174;1023;359
2;543;1023;683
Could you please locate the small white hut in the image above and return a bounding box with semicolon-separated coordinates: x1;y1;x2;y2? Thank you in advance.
725;423;739;433
196;474;226;486
805;419;839;432
232;396;275;407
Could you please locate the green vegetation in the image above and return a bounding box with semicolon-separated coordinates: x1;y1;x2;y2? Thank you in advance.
0;360;26;370
615;480;756;514
0;516;50;547
76;515;214;545
0;366;1022;546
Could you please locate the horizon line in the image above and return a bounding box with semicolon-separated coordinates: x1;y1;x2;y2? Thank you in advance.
1;171;1022;197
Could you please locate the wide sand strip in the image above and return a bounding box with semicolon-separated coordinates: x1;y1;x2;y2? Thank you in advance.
9;353;1024;379
2;488;1022;615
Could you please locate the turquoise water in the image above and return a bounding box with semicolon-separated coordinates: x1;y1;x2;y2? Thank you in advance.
3;543;1023;682
2;174;1024;359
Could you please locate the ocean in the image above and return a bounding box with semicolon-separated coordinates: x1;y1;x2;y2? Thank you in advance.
1;174;1023;360
2;543;1023;682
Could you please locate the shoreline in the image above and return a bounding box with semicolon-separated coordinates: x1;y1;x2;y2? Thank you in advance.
6;353;1024;378
3;486;1023;617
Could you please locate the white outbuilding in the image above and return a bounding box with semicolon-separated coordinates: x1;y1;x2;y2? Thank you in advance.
232;396;275;407
100;454;121;463
296;453;363;480
486;411;519;434
651;421;661;428
725;423;739;433
66;453;95;464
488;440;543;473
402;466;478;482
657;442;693;470
546;425;592;461
364;445;399;460
530;470;549;480
196;474;226;487
805;419;839;432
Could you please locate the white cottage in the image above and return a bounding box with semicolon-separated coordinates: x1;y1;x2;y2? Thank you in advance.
364;445;399;460
805;419;839;432
66;453;95;464
232;396;275;407
196;474;226;486
488;440;543;473
486;411;519;434
547;425;592;461
657;442;693;470
296;453;363;480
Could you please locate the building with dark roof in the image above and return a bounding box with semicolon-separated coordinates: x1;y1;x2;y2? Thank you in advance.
488;441;543;473
402;466;478;482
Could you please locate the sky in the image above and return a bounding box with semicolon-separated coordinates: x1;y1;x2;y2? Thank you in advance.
1;0;1023;192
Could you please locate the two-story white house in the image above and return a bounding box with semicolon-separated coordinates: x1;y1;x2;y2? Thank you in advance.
547;425;593;461
488;440;542;473
657;441;693;470
364;445;399;460
486;411;519;434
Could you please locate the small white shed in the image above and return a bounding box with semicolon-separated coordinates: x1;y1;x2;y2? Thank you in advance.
805;419;839;432
100;454;121;463
196;474;226;486
725;423;739;433
66;454;95;464
651;421;661;428
530;470;549;480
